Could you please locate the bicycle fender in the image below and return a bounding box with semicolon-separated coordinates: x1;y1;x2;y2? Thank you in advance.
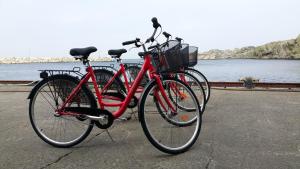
27;79;46;99
27;74;84;100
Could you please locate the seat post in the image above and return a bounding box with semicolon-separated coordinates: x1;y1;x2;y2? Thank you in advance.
117;58;121;63
82;58;91;66
83;59;91;66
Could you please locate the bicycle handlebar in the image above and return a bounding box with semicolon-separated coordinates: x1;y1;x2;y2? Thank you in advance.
146;28;158;43
122;40;137;46
122;38;140;46
145;17;162;43
122;17;161;53
151;17;161;29
175;37;183;42
163;31;171;39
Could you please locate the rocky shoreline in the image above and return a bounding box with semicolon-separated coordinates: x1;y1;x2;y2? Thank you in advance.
1;34;300;63
198;34;300;60
0;56;112;64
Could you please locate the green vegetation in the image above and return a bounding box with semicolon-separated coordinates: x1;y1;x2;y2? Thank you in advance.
199;34;300;59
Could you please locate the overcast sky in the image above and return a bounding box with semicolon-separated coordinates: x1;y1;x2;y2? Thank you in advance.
0;0;300;58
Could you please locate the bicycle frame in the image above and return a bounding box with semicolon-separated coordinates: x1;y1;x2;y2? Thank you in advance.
102;62;134;93
115;62;145;93
124;63;190;100
57;54;176;119
94;62;145;93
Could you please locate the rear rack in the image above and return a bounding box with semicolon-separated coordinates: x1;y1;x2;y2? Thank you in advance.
123;62;143;66
92;62;143;72
38;62;142;79
92;64;118;72
39;67;84;79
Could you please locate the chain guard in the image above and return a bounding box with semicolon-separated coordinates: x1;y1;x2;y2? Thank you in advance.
94;109;114;129
63;107;113;128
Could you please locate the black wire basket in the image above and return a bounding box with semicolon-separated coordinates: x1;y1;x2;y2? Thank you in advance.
180;44;198;68
180;43;189;67
188;46;198;67
149;48;160;70
150;40;182;72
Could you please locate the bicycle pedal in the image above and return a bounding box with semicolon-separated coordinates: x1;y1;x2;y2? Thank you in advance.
116;116;131;121
116;117;129;121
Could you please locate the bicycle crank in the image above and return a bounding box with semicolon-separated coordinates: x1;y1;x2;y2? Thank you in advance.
127;95;138;108
63;107;114;129
93;109;114;129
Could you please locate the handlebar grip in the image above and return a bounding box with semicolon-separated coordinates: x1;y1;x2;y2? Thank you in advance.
146;28;158;43
151;17;161;29
122;38;140;46
175;37;183;42
122;40;137;46
163;31;171;38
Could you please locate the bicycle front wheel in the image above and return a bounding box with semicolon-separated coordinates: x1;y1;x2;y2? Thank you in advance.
153;71;205;126
185;67;211;103
139;77;202;154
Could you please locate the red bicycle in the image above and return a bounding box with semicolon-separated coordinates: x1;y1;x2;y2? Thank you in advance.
28;18;202;154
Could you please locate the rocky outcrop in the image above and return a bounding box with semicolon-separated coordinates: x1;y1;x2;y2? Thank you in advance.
0;56;112;64
2;35;300;63
199;34;300;59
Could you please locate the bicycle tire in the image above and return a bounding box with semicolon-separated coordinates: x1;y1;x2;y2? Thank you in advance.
167;71;206;112
154;71;205;126
185;67;211;103
93;68;140;109
139;77;202;154
29;74;97;147
92;69;126;93
125;65;149;87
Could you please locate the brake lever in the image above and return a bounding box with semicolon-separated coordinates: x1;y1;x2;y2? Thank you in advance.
134;38;141;47
135;41;141;47
146;28;158;43
145;37;152;43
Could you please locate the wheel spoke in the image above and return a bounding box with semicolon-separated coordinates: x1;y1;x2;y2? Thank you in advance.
29;76;94;147
140;78;202;154
39;90;57;111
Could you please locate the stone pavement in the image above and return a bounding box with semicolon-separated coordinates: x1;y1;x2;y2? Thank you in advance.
0;86;299;169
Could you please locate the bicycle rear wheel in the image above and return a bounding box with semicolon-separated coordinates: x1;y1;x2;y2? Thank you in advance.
93;69;126;93
139;77;202;154
93;68;139;109
125;65;149;87
185;67;210;103
29;75;96;147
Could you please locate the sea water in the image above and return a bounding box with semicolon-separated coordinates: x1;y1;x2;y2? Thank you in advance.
0;59;300;82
